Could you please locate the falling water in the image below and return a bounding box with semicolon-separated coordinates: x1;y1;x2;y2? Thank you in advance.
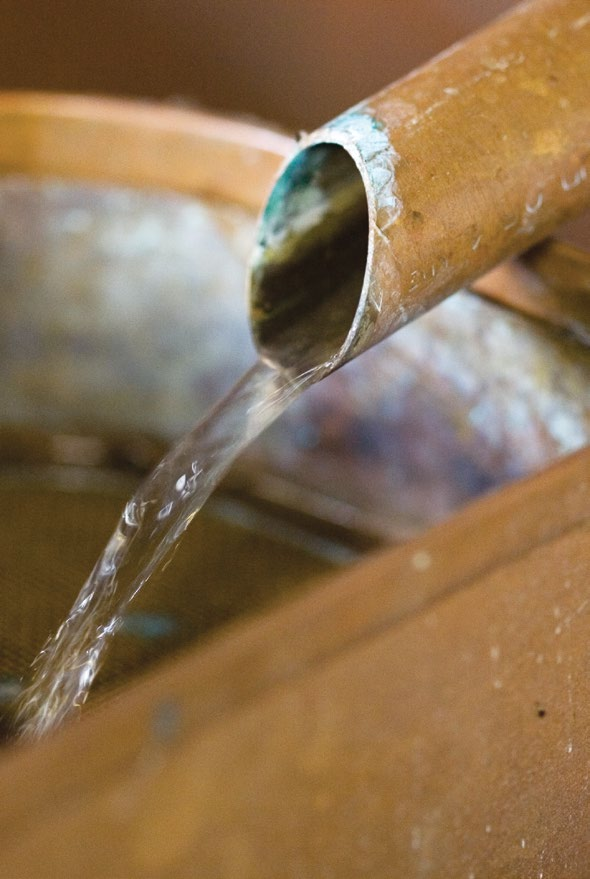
16;358;318;739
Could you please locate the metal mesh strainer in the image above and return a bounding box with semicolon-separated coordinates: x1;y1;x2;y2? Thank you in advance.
0;175;364;740
0;457;343;738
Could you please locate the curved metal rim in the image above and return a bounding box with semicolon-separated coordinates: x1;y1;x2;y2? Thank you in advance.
0;91;294;209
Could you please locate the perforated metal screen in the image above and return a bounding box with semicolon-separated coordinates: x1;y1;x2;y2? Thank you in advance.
0;465;338;739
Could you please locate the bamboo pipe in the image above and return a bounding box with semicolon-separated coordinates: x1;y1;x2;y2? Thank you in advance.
248;0;590;374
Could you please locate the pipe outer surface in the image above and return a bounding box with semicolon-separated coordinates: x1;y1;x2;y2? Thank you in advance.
250;0;590;373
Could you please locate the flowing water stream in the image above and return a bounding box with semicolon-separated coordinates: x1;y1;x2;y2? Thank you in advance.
16;358;319;739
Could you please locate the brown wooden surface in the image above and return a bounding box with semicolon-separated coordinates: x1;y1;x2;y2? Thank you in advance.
0;447;588;876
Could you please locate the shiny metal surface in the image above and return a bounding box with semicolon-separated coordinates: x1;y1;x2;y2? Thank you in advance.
1;175;589;542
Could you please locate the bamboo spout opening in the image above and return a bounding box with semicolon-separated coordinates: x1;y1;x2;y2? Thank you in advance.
248;143;369;374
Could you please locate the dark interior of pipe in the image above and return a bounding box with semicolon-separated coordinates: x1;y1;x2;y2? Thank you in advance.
249;143;369;373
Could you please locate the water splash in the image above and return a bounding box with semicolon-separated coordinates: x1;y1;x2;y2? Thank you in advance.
16;359;316;739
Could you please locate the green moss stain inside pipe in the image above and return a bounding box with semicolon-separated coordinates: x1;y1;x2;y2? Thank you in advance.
250;143;369;372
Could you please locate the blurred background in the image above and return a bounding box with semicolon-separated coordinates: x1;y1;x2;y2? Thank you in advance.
0;0;588;736
1;0;516;131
